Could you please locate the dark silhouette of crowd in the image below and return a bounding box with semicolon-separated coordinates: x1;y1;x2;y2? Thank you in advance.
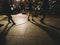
2;0;56;23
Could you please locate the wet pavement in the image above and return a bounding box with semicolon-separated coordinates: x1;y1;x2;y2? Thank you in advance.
0;13;60;45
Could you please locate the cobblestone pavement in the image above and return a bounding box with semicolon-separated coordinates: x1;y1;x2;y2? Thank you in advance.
0;13;60;45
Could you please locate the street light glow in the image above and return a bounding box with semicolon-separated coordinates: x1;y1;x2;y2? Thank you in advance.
22;0;25;2
16;0;20;2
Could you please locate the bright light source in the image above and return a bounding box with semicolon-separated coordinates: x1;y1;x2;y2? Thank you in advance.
11;7;13;10
22;0;25;2
16;0;20;2
33;0;35;2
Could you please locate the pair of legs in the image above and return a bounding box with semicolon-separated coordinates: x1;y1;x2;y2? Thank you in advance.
40;9;48;23
40;14;46;23
6;14;15;25
28;12;34;21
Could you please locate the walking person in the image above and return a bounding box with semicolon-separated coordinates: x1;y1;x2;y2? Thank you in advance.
40;0;49;23
2;0;15;25
28;0;34;21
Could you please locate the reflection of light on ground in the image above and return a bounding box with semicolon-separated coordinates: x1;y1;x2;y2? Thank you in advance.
13;22;27;35
12;13;28;35
16;0;20;2
13;13;27;25
15;18;26;25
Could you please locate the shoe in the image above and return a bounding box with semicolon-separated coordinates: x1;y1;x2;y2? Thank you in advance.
32;19;34;21
28;18;30;21
0;24;4;27
13;23;16;25
40;19;44;23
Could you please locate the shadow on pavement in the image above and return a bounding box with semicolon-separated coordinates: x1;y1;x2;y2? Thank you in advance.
43;23;60;31
0;24;4;27
0;23;14;45
0;17;7;21
29;20;60;45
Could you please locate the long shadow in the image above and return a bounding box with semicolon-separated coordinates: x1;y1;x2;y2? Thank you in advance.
0;17;7;21
41;22;60;31
0;24;4;27
0;23;14;45
29;21;60;45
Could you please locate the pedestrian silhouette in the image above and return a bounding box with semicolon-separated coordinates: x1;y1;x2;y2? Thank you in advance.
0;23;14;45
28;0;34;21
2;0;15;25
40;0;49;23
